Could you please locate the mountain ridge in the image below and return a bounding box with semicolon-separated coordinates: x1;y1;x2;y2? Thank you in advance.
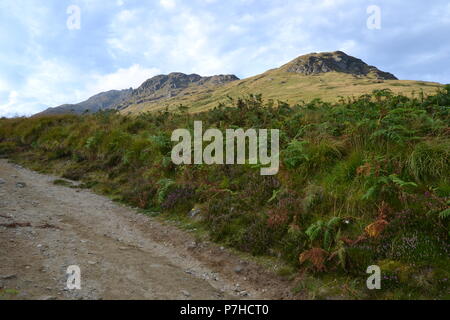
36;73;239;116
35;51;442;116
282;51;398;80
120;51;441;114
115;73;239;111
35;88;133;116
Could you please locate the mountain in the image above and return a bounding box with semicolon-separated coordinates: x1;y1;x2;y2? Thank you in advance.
120;51;441;115
115;73;239;111
36;51;442;117
35;89;133;116
282;51;398;79
35;73;239;116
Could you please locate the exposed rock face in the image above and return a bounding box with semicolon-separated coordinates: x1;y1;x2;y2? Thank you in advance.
36;89;133;116
134;73;203;97
134;72;239;97
286;51;398;80
116;72;239;109
200;74;240;85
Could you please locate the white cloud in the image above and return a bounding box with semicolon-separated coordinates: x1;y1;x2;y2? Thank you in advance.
0;59;160;117
0;91;19;117
0;76;11;92
105;0;373;78
160;0;176;10
2;0;450;117
228;24;244;33
0;58;89;117
107;6;229;75
88;64;160;94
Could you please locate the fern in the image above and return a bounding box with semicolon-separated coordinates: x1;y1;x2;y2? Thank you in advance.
156;178;175;204
362;185;378;200
267;188;282;203
327;217;342;229
439;208;450;219
389;174;418;189
306;217;343;250
283;140;310;169
305;220;324;243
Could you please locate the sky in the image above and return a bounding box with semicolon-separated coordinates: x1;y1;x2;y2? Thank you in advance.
1;0;450;117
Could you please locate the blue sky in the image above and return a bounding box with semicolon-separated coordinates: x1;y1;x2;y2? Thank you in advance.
1;0;450;117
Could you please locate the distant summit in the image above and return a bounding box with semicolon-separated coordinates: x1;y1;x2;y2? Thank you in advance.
34;50;442;117
35;73;239;116
36;89;133;116
282;51;398;80
116;73;239;110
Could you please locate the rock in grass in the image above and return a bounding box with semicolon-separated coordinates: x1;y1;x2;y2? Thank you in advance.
234;265;244;274
189;208;201;218
181;290;191;297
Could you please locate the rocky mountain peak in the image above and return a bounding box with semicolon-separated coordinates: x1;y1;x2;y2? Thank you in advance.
114;72;239;110
135;73;239;96
284;51;398;80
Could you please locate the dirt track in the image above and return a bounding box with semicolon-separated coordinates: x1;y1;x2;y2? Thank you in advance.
0;159;294;300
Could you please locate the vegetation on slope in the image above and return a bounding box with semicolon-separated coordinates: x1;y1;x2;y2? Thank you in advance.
122;71;442;115
1;87;449;299
121;51;442;115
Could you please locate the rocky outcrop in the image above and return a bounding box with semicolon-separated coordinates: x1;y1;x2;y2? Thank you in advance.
35;72;239;116
116;73;239;109
133;73;239;97
285;51;398;80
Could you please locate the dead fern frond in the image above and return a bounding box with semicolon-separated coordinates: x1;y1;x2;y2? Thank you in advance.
365;219;388;238
299;248;328;272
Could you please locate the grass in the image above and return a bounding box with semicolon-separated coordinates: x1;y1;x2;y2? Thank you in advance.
121;70;442;115
1;86;449;299
52;179;75;187
0;289;20;300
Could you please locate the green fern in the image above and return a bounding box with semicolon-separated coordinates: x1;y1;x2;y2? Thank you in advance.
156;178;175;204
389;174;418;189
306;217;343;250
267;188;282;204
439;208;450;219
305;220;324;243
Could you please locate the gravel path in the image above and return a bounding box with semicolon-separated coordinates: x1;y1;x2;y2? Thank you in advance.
0;159;293;300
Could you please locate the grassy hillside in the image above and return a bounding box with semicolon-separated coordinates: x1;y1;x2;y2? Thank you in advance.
115;73;239;113
1;87;449;299
34;51;441;117
121;66;442;115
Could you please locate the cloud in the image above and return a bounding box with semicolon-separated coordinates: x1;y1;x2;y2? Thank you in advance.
0;60;160;117
2;0;450;117
88;64;161;94
0;58;87;117
160;0;176;10
0;91;20;117
107;5;231;75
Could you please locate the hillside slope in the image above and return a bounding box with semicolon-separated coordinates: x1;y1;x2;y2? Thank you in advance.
36;89;133;116
120;51;442;115
115;73;239;112
1;87;449;299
